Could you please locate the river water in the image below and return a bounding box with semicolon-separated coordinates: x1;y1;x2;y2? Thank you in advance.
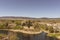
17;31;58;40
0;30;59;40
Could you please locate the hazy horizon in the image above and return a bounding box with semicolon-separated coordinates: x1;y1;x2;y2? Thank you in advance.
0;15;60;18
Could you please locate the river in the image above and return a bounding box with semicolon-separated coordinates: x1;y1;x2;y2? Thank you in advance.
0;30;59;40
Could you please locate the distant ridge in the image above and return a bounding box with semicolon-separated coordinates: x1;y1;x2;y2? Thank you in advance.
0;16;60;20
0;16;36;20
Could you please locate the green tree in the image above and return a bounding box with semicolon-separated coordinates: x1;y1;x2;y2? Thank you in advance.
16;21;21;26
40;24;48;30
22;23;26;26
25;20;32;28
0;24;6;29
13;26;23;30
4;22;8;29
48;26;54;33
34;23;40;31
11;20;15;23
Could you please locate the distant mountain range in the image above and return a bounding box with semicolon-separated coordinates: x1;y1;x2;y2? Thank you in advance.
0;16;60;20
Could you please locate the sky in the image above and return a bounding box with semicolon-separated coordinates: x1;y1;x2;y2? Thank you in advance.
0;0;60;18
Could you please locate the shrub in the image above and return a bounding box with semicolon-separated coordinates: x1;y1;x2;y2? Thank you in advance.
13;26;23;30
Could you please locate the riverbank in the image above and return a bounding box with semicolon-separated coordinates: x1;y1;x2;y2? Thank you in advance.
0;29;42;34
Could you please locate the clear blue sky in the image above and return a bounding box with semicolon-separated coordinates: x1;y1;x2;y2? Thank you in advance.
0;0;60;18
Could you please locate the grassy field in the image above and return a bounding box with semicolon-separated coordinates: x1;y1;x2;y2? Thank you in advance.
0;33;7;37
47;33;60;38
